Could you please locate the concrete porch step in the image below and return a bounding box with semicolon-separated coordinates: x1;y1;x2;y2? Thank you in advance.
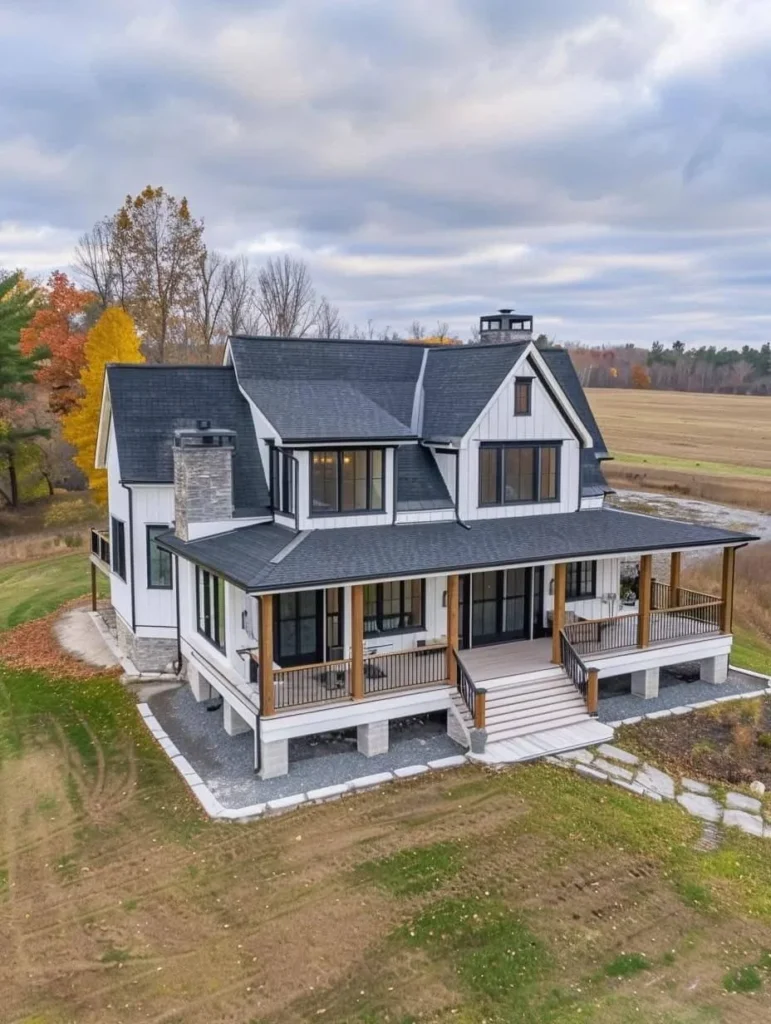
485;692;584;725
485;678;577;707
485;703;591;738
482;665;570;691
487;710;595;742
478;719;615;764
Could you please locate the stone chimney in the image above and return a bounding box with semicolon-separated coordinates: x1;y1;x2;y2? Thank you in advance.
173;420;236;541
479;308;534;345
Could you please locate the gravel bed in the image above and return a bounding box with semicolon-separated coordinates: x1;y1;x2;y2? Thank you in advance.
149;685;464;807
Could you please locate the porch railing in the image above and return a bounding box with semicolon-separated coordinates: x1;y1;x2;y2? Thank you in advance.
562;614;639;657
270;644;449;712
651;580;718;610
453;650;486;729
363;644;447;695
273;657;353;711
560;631;588;701
90;528;110;567
649;601;722;644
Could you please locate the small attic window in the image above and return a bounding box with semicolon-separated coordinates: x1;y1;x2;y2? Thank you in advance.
514;377;532;416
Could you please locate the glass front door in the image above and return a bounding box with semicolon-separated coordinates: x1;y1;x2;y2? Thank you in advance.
274;589;323;667
460;567;544;649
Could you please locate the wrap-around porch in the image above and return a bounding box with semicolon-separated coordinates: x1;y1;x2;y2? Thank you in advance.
251;547;736;730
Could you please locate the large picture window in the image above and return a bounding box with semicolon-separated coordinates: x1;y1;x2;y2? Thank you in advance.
566;561;596;600
310;449;385;515
478;444;561;506
111;516;126;581
196;567;226;651
147;525;173;589
364;580;424;636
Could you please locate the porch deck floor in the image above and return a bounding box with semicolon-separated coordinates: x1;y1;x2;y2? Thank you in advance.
459;638;554;685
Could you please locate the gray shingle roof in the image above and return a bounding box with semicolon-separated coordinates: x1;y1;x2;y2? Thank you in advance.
581;450;613;497
396;445;453;510
421;343;528;441
541;348;608;454
106;365;271;516
158;508;756;592
229;336;423;439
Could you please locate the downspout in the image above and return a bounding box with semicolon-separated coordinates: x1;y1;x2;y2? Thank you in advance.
173;555;182;674
453;449;471;530
392;447;398;525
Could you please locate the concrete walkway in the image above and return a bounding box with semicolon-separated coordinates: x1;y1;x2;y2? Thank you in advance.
53;607;119;669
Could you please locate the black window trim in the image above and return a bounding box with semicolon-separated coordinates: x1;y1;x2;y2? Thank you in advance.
146;523;173;590
195;566;226;653
270;445;298;517
110;515;127;581
478;441;562;508
514;376;533;416
309;447;386;518
363;579;426;637
566;560;597;601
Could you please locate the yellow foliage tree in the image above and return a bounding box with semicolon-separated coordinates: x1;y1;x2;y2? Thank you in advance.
63;308;144;504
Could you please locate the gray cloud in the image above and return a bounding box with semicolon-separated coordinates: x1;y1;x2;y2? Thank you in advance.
1;0;771;345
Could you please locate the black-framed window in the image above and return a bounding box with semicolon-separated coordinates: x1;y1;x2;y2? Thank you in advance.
566;561;597;600
271;447;297;516
147;525;173;589
111;516;126;581
364;579;424;636
196;567;226;651
310;449;385;515
514;377;532;416
478;444;561;506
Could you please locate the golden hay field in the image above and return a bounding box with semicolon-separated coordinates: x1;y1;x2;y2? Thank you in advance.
587;388;771;510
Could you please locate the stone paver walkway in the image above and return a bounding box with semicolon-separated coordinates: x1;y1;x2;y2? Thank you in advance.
555;742;771;840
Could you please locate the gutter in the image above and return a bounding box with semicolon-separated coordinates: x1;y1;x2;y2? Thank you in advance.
173;554;182;674
123;482;137;631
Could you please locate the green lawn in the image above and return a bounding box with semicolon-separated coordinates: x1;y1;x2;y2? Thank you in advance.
0;552;108;631
612;450;771;478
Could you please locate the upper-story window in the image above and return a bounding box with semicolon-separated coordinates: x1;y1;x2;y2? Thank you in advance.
271;447;297;516
310;449;385;516
147;525;173;589
111;516;126;581
479;443;560;506
514;377;532;416
196;567;226;651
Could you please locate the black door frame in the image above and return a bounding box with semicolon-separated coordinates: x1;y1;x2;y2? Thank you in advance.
459;567;545;649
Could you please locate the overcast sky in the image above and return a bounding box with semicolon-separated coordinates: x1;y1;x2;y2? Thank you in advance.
2;0;771;346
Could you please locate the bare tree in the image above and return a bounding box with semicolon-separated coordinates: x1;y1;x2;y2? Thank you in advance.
256;255;318;337
222;255;260;336
314;296;344;338
408;320;426;341
189;249;228;349
74;216;130;310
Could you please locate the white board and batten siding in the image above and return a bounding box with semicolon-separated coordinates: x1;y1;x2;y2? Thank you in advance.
105;426;132;632
543;557;622;625
130;484;176;638
457;366;583;522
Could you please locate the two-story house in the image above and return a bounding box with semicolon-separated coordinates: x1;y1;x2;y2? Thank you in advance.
91;310;757;777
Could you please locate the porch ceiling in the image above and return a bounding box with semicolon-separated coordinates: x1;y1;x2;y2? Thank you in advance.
157;508;757;594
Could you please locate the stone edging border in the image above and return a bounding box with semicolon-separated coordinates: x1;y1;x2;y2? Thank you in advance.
137;702;470;821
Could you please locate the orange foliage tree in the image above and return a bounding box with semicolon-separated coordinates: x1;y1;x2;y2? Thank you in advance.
20;271;95;415
631;363;651;389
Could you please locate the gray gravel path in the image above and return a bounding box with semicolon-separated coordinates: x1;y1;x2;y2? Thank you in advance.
149;685;463;807
597;664;767;723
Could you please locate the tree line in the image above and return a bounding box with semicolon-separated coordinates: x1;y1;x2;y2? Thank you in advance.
569;339;771;394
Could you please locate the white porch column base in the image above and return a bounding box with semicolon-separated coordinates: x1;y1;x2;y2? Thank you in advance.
223;702;251;737
631;667;660;699
701;654;729;685
260;737;289;778
189;668;212;703
357;720;389;757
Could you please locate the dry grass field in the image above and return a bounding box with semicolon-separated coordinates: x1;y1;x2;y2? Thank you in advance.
587;389;771;510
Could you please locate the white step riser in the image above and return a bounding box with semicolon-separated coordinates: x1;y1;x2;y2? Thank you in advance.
485;682;577;707
486;705;591;736
485;694;584;722
491;713;593;742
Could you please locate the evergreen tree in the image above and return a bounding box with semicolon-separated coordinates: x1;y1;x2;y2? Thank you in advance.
63;307;144;504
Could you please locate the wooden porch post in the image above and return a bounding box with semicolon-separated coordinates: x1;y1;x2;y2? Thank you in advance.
720;546;736;634
474;691;486;730
587;667;599;716
351;584;364;700
552;562;567;664
637;554;652;648
446;574;459;684
90;562;98;612
669;552;681;607
259;594;275;717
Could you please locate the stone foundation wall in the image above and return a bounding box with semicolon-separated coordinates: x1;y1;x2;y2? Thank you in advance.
115;614;178;673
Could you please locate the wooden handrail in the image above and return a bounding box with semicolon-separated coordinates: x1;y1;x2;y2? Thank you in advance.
365;643;447;661
567;599;721;630
650;600;722;615
273;656;352;676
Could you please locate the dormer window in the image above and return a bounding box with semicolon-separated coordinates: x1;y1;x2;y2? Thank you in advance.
310;449;385;516
514;377;532;416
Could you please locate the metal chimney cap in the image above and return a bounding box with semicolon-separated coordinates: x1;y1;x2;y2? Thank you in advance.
498;308;513;314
